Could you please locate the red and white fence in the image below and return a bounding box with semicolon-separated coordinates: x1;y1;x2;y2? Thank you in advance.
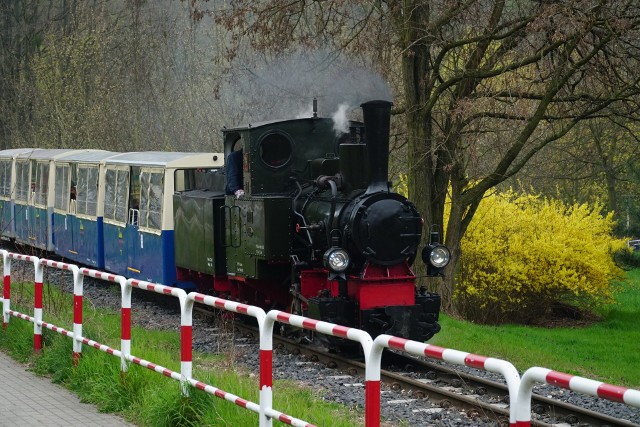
515;367;640;426
370;335;521;426
2;248;639;427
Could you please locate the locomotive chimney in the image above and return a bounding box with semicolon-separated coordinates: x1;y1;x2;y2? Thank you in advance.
361;100;392;194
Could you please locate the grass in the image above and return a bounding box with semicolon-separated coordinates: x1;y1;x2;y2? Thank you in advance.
0;282;362;427
431;269;640;388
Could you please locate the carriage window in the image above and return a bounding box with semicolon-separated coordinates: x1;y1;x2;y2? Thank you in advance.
258;132;293;168
104;169;116;219
115;169;129;223
33;162;49;206
0;160;11;198
104;168;130;223
75;165;99;216
76;167;88;215
15;161;30;202
86;167;98;216
138;169;163;230
55;164;70;211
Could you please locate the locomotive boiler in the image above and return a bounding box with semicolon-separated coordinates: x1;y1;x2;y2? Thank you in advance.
173;100;450;344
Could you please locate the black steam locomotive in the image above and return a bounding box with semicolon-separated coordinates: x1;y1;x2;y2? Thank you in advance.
174;100;450;343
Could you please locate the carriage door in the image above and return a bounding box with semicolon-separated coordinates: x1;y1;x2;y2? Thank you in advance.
104;166;130;274
75;164;99;256
54;163;72;252
126;167;141;274
31;160;49;245
126;167;163;277
0;160;12;236
14;160;30;242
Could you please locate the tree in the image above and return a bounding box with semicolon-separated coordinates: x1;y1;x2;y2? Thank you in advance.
511;118;640;236
0;0;230;152
188;0;640;312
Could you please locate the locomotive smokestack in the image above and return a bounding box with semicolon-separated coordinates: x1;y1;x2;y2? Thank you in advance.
361;100;392;194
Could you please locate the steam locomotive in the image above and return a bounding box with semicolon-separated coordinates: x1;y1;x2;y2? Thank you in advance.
174;100;450;343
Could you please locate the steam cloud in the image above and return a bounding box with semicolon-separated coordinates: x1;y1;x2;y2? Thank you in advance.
332;103;351;134
218;50;392;131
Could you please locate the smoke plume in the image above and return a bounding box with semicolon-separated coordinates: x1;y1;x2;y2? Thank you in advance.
218;50;392;128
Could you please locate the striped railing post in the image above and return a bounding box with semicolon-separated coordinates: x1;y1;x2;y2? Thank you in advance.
515;367;640;426
370;335;521;427
119;277;131;373
40;259;83;365
127;279;188;394
265;310;373;427
188;294;273;427
180;293;193;398
4;253;45;351
1;250;10;329
80;269;129;372
71;265;83;365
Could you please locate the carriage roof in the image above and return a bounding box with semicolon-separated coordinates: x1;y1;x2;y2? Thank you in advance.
101;152;223;168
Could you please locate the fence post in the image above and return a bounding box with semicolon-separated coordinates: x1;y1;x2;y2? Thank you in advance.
180;293;193;397
71;265;83;366
366;340;384;427
32;257;43;352
119;277;131;373
1;250;10;329
515;367;640;426
259;310;274;427
265;311;374;427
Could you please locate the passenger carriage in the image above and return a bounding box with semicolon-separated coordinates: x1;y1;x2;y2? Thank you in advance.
0;148;42;240
11;149;91;251
52;150;115;268
101;152;223;288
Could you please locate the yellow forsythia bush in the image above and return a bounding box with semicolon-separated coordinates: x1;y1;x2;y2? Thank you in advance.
455;191;625;324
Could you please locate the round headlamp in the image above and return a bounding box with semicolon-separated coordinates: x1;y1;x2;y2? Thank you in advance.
323;248;350;272
422;244;451;268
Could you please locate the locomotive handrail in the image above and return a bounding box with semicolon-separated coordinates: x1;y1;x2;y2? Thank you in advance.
221;204;243;248
515;367;640;426
221;204;232;247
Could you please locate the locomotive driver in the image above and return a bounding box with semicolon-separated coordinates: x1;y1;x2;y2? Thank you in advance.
225;148;244;198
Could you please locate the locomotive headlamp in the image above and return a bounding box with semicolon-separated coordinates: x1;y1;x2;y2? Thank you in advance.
428;245;450;268
323;248;350;273
422;243;451;276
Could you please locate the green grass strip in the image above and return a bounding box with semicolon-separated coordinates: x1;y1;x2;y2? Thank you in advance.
0;283;362;426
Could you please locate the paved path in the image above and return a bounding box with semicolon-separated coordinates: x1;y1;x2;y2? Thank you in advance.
0;351;134;426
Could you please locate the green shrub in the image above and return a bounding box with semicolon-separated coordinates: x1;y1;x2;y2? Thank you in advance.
614;247;640;269
455;191;624;324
